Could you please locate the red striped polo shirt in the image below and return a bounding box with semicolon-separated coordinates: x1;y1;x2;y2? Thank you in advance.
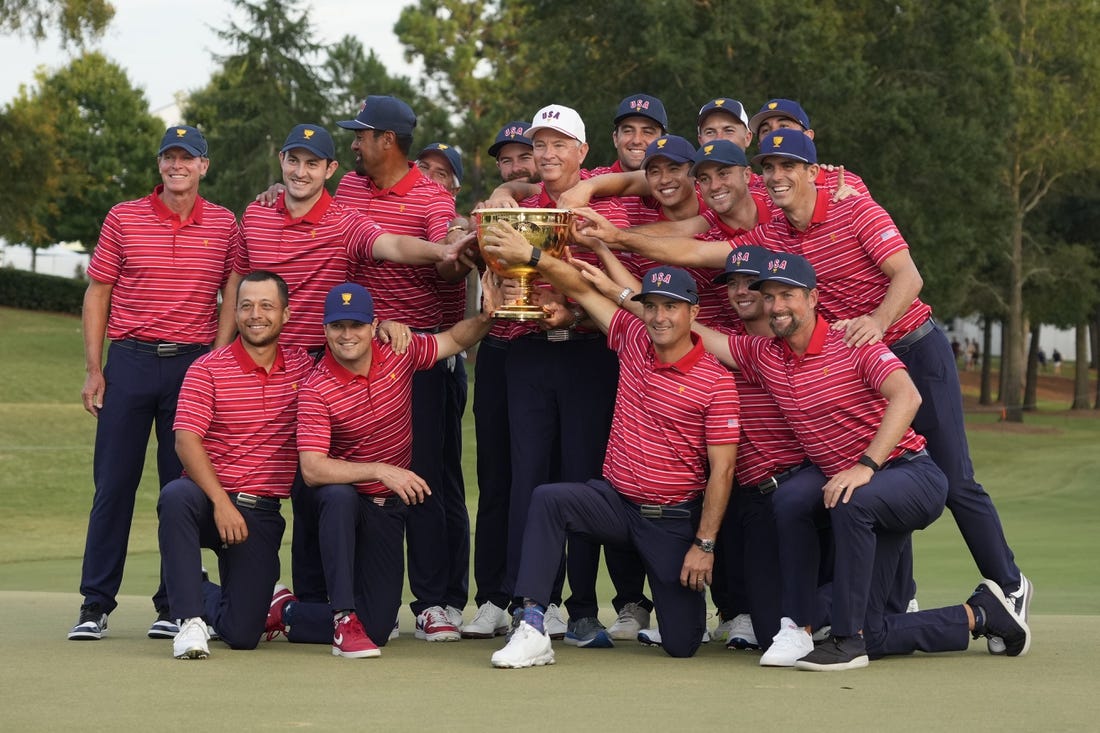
237;190;384;350
335;164;457;329
493;181;633;341
590;160;661;225
296;335;440;496
174;338;313;497
699;191;773;239
88;186;240;344
603;309;740;504
733;189;931;344
718;323;806;487
727;314;925;478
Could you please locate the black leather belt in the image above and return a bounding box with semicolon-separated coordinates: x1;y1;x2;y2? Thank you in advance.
749;462;809;495
230;492;281;512
115;338;207;358
890;318;936;355
884;448;929;469
631;497;702;520
368;494;403;508
522;329;604;343
411;326;442;334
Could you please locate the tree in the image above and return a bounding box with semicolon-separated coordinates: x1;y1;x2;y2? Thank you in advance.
0;0;113;46
183;0;329;214
992;0;1100;421
0;52;161;259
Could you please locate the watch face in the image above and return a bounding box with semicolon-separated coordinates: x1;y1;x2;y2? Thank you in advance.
695;538;715;552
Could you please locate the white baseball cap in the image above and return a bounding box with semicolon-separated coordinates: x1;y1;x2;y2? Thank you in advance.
527;104;587;144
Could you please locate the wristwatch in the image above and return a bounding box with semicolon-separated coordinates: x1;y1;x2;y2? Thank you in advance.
693;537;716;553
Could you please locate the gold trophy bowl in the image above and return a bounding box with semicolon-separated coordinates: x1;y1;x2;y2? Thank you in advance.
475;207;573;320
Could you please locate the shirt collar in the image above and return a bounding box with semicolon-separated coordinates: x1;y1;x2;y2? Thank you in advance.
321;347;372;385
229;336;285;377
779;314;829;363
372;162;422;197
653;331;707;373
276;188;333;225
149;184;205;226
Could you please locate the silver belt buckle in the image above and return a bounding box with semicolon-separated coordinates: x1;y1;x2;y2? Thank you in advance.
639;504;662;519
545;328;570;342
156;342;179;357
235;493;258;508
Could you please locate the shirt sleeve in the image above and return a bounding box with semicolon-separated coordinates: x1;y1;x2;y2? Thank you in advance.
173;359;216;436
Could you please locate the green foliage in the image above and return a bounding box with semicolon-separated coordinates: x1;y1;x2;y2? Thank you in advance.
0;52;160;251
183;0;330;215
0;0;114;47
0;268;85;314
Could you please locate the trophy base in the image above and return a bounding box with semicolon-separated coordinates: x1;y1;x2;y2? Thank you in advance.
492;305;548;321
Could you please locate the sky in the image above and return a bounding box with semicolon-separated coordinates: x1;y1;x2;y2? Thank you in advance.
0;0;417;114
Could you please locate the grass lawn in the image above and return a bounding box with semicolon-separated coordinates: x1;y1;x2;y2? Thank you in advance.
1;306;1098;731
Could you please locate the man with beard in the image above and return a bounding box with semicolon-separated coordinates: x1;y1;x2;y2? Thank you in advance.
159;271;313;659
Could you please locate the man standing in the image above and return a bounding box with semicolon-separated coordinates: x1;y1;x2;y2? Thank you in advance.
263;279;497;656
159;270;313;659
70;125;241;641
334;95;470;638
481;226;739;667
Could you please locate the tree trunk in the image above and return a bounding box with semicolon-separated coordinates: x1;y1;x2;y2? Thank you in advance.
1073;321;1091;409
1002;214;1026;422
996;320;1007;404
1023;323;1040;411
980;316;994;406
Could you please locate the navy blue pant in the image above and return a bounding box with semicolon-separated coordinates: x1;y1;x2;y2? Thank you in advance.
771;465;831;627
721;486;783;649
894;324;1021;593
829;456;949;641
471;337;519;609
81;341;206;614
516;480;705;658
505;336;622;619
157;479;284;649
404;360;454;615
288;489;408;647
441;354;470;610
289;469;328;603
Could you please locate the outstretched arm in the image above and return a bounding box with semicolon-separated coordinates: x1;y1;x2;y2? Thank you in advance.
571;205;728;268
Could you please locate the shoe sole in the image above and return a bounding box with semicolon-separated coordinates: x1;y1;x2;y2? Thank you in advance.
148;627;178;639
415;631;461;642
564;631;614;648
726;637;760;650
67;631;104;641
460;626;510;639
174;648;209;660
794;654;869;671
332;646;381;659
491;652;555;669
978;578;1031;657
546;630;566;641
608;626;642;641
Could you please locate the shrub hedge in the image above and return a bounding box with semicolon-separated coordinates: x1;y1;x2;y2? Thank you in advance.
0;268;85;315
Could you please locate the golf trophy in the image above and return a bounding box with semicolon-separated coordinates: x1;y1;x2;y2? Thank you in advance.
475;208;573;320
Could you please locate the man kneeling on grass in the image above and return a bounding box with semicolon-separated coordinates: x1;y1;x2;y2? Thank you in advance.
158;270;313;659
480;223;739;668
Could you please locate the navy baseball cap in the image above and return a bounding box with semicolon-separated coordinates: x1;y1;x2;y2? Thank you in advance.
713;246;775;285
336;95;417;136
418;142;463;184
748;98;811;135
323;283;375;325
488;120;533;157
614;93;669;131
158;125;208;157
632;266;700;305
752;129;817;165
641;135;696;170
697;98;750;128
690;139;749;176
281;124;335;160
749;252;817;291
